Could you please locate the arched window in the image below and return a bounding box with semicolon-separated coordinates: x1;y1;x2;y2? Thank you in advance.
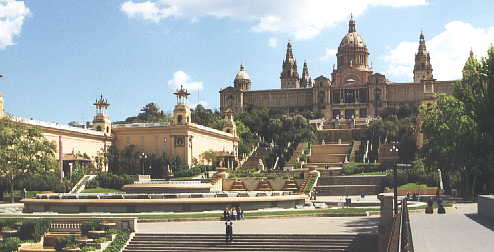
96;125;102;131
177;115;183;124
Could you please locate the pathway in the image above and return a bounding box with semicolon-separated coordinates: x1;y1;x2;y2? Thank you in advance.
410;203;494;252
137;216;379;234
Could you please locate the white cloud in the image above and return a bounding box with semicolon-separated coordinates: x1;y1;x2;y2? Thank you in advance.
167;70;204;91
0;0;30;49
121;1;181;22
320;48;337;61
121;0;428;40
383;21;494;81
268;37;278;48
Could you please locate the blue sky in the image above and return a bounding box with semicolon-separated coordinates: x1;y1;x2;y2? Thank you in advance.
1;0;494;124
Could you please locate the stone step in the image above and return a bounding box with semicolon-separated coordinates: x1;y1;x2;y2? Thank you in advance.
316;185;382;196
133;234;357;239
318;175;386;186
125;233;357;252
129;239;354;244
124;248;347;252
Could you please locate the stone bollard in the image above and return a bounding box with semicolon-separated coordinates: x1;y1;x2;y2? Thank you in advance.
378;193;394;252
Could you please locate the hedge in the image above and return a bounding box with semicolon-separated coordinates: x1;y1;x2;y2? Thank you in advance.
174;165;215;178
94;173;134;190
0;237;21;252
18;219;50;242
103;230;130;252
342;163;384;175
55;236;76;252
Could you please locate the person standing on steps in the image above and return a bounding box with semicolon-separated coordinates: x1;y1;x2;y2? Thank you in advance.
225;221;233;243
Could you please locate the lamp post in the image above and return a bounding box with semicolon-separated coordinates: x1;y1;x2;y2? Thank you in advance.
389;142;399;215
140;153;147;175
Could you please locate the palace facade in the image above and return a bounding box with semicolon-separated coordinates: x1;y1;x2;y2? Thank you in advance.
219;17;455;119
1;87;239;177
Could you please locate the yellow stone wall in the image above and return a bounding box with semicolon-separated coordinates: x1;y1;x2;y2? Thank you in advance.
112;123;238;166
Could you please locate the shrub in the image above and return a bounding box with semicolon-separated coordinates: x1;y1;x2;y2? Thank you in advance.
342;163;384;175
0;237;22;252
95;237;107;243
81;246;96;252
54;236;76;251
85;179;99;189
18;219;50;242
0;219;18;230
103;230;130;252
81;221;102;236
96;173;134;190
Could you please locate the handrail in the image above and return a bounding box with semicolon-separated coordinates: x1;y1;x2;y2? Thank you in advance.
386;198;414;252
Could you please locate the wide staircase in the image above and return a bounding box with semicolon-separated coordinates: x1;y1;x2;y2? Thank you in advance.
306;143;351;169
123;233;374;252
316;175;386;196
241;145;272;169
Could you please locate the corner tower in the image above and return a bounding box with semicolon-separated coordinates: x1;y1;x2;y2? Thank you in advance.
173;85;191;125
92;95;111;135
413;32;433;83
280;41;300;89
300;61;313;88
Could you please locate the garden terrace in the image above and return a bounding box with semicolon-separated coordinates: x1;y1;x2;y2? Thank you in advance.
22;192;306;213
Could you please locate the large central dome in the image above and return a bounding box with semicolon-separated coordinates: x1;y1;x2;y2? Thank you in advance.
336;17;369;70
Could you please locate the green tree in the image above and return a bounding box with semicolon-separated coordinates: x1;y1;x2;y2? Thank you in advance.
0;118;57;202
123;103;172;123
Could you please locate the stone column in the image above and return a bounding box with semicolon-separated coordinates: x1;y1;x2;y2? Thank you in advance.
378;193;395;252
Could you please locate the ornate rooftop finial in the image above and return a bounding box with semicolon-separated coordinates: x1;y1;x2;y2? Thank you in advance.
469;47;474;58
174;85;190;105
93;94;110;114
348;14;356;33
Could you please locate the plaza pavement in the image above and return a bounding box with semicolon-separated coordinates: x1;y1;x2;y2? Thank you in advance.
137;216;379;234
410;203;494;252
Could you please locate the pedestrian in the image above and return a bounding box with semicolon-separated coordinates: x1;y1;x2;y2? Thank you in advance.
225;221;233;243
235;207;241;220
240;209;245;220
223;208;229;221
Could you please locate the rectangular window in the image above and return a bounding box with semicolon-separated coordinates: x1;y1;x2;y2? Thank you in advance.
174;136;185;147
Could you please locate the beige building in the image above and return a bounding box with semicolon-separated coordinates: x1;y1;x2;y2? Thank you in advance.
1;86;238;177
220;17;455;118
112;86;239;167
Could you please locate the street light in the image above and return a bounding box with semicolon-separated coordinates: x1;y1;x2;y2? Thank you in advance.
389;142;399;215
140;153;147;175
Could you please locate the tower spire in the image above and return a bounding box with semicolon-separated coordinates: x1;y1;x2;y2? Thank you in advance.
300;60;312;88
413;31;433;83
280;41;300;89
348;14;356;33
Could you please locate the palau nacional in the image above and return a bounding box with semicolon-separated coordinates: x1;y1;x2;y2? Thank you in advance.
0;16;456;176
220;17;453;122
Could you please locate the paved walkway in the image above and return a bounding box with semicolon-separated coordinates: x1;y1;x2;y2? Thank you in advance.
410;203;494;252
137;216;379;234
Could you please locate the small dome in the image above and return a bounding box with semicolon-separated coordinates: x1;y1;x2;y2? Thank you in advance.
234;64;250;81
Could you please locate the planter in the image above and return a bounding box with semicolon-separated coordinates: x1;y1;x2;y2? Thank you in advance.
1;229;18;238
87;231;105;239
62;247;81;252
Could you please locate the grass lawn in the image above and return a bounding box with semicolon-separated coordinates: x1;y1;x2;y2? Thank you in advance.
398;183;437;190
81;187;123;193
0;207;377;219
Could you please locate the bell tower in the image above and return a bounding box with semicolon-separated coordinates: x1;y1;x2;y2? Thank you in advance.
173;85;191;125
92;95;111;135
413;31;433;83
280;41;300;89
222;109;237;137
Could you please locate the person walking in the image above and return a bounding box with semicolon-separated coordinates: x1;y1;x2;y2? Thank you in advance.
225;221;233;243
